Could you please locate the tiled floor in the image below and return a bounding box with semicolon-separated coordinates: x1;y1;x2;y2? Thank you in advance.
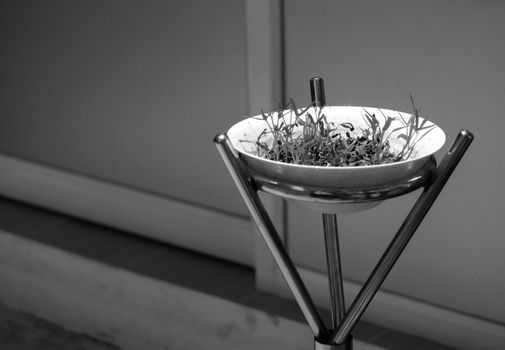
0;196;459;350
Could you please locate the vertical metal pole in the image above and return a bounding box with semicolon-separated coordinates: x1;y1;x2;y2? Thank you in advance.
322;213;346;330
214;134;328;340
310;77;326;107
331;130;474;344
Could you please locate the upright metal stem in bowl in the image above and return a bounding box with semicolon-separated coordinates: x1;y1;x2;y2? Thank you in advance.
310;77;326;107
313;78;347;332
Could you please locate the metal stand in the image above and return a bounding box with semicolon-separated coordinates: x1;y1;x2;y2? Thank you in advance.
214;79;473;348
215;129;472;348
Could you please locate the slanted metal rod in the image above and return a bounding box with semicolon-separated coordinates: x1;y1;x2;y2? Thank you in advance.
322;213;346;330
214;133;328;340
331;129;474;344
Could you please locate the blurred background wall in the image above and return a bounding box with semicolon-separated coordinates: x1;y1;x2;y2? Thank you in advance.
0;0;249;217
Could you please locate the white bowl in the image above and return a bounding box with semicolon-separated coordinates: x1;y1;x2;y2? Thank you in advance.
227;106;445;213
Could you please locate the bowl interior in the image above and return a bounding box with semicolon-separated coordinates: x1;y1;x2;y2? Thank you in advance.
228;105;445;163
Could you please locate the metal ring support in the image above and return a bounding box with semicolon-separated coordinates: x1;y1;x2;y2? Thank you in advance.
330;129;474;344
250;158;437;204
214;134;328;340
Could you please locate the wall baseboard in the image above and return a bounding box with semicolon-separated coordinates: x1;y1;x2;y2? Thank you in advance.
0;153;253;266
286;267;505;350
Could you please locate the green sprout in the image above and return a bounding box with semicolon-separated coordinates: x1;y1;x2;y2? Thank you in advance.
240;96;434;167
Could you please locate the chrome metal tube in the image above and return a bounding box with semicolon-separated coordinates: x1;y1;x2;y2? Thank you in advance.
315;336;353;350
310;77;326;107
214;133;327;339
331;129;474;344
322;213;346;329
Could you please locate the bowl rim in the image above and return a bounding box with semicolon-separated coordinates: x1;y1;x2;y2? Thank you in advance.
227;105;446;171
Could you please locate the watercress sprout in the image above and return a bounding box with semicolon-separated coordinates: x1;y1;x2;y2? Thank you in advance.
240;97;434;167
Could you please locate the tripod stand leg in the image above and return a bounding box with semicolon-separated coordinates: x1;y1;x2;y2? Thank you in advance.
331;130;474;344
214;133;328;340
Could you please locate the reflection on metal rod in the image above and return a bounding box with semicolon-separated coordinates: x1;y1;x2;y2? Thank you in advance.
322;213;346;330
331;129;474;344
214;133;327;340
